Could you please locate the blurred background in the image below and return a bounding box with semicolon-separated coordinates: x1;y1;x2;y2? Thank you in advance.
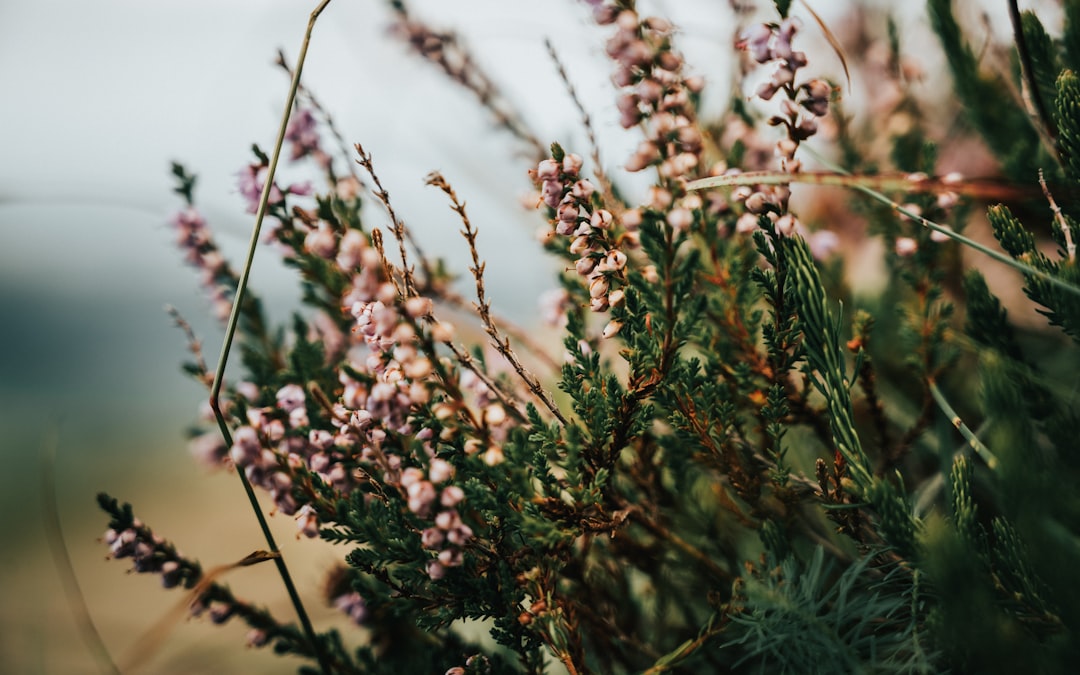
0;0;1047;672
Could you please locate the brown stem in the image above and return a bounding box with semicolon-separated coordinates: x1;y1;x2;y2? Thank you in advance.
426;171;568;426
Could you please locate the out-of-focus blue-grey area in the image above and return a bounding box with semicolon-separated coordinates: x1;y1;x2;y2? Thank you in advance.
0;0;994;670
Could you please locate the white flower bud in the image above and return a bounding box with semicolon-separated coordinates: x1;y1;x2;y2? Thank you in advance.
895;237;918;257
589;275;610;298
602;320;623;339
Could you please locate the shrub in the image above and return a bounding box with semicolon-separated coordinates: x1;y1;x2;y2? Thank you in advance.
99;1;1080;673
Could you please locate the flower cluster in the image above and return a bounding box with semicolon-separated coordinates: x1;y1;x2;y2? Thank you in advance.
105;519;192;588
588;3;711;244
533;151;626;336
284;108;330;169
407;459;473;580
733;18;834;238
589;2;705;183
236;161;313;215
169;206;236;321
893;173;963;257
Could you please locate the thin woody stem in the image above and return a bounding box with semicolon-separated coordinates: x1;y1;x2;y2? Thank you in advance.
437;288;562;374
275;48;365;187
356;143;418;297
208;2;334;673
1040;169;1076;261
546;39;620;215
928;378;999;470
690;154;1080;299
426;171;569;426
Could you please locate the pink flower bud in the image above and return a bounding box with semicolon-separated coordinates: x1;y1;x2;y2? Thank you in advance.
438;548;464;567
612;64;636;87
736;213;759;234
421;527;445;549
795;117;818;139
616;10;639;31
589;275;610;298
648;186;673;210
407;480;437;515
744;192;769;214
305;227;337;259
557;201;579;223
441;485;465;507
401;466;424;488
571;180;596;200
563;153;584;175
602;320;623;339
776;214;799;237
936;191;959;211
808;230;839;260
576;256;598;276
429;458;454;484
895;237;918;256
295;505;319;539
435;510;460;530
898;203;922;222
536;159;559;181
930;226;952;243
542;180;563;209
605;249;628;271
657;49;683;73
739;23;773;63
484;403;506;426
426;560;446;580
483;446;504;466
636;78;664;103
588;210;611;230
667;207;693;232
570;235;593;256
447;524;473;545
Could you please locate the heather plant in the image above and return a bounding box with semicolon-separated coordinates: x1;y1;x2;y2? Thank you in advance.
96;1;1080;673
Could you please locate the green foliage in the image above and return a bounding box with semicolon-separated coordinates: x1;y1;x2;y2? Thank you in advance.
987;204;1080;342
1054;69;1080;182
927;0;1057;180
722;547;937;674
100;3;1080;674
170;162;197;205
1021;10;1061;132
1066;0;1080;73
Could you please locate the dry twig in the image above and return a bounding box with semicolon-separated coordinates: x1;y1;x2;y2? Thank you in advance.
356;143;417;296
426;171;569;426
546;39;621;213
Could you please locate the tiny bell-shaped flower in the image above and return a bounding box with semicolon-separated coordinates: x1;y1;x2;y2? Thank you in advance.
602;320;623;339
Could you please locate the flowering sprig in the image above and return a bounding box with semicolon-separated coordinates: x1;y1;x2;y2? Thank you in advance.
97;494;356;669
590;2;705;182
532;146;627;331
734;17;832;232
237;152;314;216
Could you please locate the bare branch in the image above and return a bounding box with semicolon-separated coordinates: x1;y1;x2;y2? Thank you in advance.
426;171;569;426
